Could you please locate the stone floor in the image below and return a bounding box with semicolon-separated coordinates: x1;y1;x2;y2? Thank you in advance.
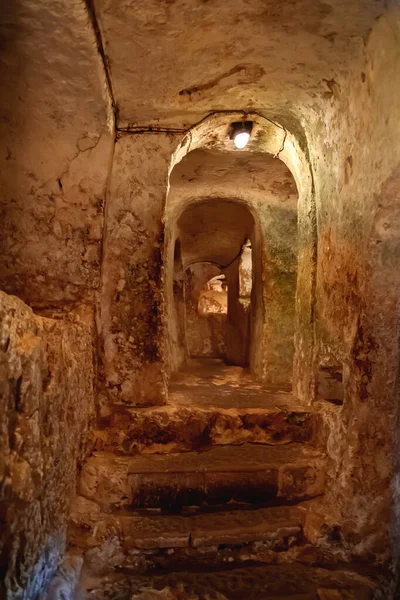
168;359;295;410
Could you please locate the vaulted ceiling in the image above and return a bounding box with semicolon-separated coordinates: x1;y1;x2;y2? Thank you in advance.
169;148;298;268
178;199;254;268
0;0;388;141
168;148;298;218
93;0;385;127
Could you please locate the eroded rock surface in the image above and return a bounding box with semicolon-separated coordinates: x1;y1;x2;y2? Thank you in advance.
95;403;313;455
0;291;95;598
69;499;309;574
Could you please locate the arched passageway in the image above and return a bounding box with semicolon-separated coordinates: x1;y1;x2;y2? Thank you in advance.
3;3;400;598
177;199;255;367
165;143;300;397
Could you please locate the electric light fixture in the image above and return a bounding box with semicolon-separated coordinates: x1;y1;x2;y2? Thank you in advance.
230;121;253;149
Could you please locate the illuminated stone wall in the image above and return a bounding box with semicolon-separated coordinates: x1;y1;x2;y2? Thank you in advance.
0;292;95;598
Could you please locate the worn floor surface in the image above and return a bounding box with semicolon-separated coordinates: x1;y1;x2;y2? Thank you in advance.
168;359;296;410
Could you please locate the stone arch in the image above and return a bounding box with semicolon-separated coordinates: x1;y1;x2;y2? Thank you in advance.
163;111;315;400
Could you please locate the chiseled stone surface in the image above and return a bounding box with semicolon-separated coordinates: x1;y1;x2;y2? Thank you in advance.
100;134;178;407
43;555;83;600
93;0;385;128
304;6;400;565
0;0;113;307
167;151;299;385
316;590;344;600
185;263;227;360
0;291;95;599
70;498;304;547
71;494;379;576
69;499;313;574
1;1;400;597
78;444;326;510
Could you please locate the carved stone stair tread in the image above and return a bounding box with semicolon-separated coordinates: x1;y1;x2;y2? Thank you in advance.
79;444;326;508
70;497;305;550
80;563;383;600
96;358;315;455
168;385;301;410
189;504;304;548
84;443;324;473
96;400;314;455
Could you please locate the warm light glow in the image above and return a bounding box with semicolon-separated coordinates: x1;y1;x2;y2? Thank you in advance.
234;131;250;149
239;239;252;309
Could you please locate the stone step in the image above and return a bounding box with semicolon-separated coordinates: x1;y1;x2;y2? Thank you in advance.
95;399;315;455
70;497;309;573
79;564;385;600
70;497;306;550
78;444;326;510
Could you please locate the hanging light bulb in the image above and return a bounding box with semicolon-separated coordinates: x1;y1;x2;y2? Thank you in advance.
229;121;253;150
234;131;250;149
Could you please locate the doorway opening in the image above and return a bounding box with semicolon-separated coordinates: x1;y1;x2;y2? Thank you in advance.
176;198;256;368
165;147;299;392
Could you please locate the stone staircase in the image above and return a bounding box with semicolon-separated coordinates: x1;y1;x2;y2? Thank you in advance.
66;361;384;599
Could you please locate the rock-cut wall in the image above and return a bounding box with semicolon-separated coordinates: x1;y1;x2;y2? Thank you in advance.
306;4;400;566
0;291;95;599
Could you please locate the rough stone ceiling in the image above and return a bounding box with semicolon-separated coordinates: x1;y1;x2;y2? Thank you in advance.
94;0;385;128
0;1;111;181
169;149;298;212
169;148;298;270
177;199;254;268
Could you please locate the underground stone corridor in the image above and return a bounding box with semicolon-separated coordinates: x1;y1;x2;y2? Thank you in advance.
1;1;400;599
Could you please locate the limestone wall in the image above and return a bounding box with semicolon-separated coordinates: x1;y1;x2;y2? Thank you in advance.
0;0;113;308
0;3;110;596
307;5;400;565
100;134;178;407
0;291;95;599
1;0;400;590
